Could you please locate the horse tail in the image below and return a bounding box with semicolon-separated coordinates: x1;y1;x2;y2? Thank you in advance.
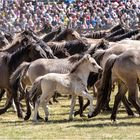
29;77;42;101
91;55;118;117
10;62;30;91
0;62;31;115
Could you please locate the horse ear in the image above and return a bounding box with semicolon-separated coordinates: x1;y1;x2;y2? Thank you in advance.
84;54;91;60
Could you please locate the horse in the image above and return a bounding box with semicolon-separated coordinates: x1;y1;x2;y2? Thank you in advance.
0;35;9;48
35;23;53;36
52;28;81;41
89;50;140;121
0;41;48;118
106;29;140;42
10;40;109;120
78;41;140;115
42;26;62;42
47;40;90;58
29;54;102;122
131;33;140;40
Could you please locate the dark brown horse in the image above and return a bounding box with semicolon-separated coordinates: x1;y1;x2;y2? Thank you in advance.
47;40;90;58
35;23;53;36
0;40;48;118
52;28;81;41
42;26;62;42
107;29;140;42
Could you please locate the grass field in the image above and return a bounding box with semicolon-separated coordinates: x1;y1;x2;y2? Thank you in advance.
0;90;140;140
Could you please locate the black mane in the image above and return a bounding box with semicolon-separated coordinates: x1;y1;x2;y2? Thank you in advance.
65;40;89;55
8;45;30;74
70;56;86;73
52;28;74;41
108;29;140;42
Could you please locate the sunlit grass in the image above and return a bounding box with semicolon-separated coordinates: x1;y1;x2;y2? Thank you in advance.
0;88;140;140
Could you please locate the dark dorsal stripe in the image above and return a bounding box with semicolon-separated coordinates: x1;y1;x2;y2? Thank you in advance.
108;29;140;42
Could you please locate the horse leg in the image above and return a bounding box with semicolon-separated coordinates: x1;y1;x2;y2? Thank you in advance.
0;89;5;101
32;95;43;120
0;89;13;115
74;98;90;117
74;96;83;117
128;82;140;115
24;90;31;121
80;90;94;117
93;85;97;97
33;97;40;122
110;82;124;121
69;95;76;121
122;95;134;116
12;88;23;118
111;82;127;121
52;92;59;103
41;93;53;122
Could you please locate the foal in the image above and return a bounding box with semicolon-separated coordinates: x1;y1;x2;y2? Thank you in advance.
29;54;102;122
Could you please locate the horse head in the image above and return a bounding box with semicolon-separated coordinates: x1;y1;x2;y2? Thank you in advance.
36;40;56;59
84;54;102;74
27;42;48;60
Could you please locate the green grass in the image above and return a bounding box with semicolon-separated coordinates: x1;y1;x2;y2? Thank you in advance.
0;90;140;140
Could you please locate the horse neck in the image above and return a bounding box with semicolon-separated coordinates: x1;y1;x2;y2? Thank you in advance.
72;62;91;86
9;47;30;74
0;40;21;53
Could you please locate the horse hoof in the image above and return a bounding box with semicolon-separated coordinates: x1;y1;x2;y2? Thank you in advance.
49;101;53;105
134;113;140;117
24;115;30;121
111;119;118;124
88;114;92;118
53;99;59;103
80;114;87;117
69;118;73;121
37;115;44;120
102;107;112;112
18;114;23;119
74;111;79;117
45;117;48;122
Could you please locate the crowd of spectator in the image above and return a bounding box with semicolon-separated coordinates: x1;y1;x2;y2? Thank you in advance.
0;0;140;34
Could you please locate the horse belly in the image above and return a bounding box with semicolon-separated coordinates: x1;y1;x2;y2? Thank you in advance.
56;81;72;95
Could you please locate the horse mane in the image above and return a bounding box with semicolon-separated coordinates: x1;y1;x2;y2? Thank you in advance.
108;29;140;42
0;35;24;51
109;24;123;33
86;39;109;55
131;33;140;40
68;54;83;63
70;55;87;73
42;26;62;42
8;45;30;73
84;31;107;39
65;40;89;55
92;49;106;64
105;28;127;40
48;41;66;52
4;32;13;42
52;28;74;41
